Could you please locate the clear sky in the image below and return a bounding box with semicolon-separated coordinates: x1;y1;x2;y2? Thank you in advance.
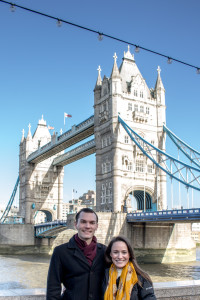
0;0;199;208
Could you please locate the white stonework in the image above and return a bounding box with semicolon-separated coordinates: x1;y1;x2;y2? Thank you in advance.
19;116;64;224
94;47;167;213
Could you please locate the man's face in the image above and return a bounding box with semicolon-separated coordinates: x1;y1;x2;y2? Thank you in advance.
75;212;98;244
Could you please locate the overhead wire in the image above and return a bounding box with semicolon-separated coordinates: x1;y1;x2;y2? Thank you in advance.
0;0;199;73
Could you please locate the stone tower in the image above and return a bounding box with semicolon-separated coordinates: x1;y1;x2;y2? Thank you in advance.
94;47;166;212
19;116;64;224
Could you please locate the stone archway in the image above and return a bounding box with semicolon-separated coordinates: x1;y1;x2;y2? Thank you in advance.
34;209;53;223
133;190;152;211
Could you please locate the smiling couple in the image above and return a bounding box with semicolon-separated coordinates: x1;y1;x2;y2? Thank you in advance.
46;208;156;300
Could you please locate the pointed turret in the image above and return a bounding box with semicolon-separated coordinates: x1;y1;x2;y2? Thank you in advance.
155;66;165;91
110;53;120;78
26;123;32;141
20;129;25;143
94;66;102;90
154;66;165;106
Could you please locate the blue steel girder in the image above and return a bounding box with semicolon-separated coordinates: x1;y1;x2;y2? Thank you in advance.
163;124;200;168
118;116;200;192
0;176;19;223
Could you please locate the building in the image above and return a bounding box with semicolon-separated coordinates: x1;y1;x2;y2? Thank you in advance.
94;47;166;212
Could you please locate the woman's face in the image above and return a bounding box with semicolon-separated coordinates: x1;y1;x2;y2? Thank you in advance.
110;241;130;269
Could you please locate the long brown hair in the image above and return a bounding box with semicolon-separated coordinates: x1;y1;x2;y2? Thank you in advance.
105;236;152;286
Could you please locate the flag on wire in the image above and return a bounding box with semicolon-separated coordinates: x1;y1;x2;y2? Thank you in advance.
48;125;54;130
64;112;72;125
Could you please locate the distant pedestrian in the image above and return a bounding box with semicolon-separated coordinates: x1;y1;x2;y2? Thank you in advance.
46;207;106;300
102;236;156;300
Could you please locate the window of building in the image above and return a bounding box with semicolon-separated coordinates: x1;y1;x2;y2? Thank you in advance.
109;182;112;188
134;104;138;111
148;165;153;173
124;136;129;144
102;184;105;190
128;103;132;111
128;162;132;171
146;107;150;114
134;90;138;97
101;191;106;204
140;106;144;113
135;160;144;172
140;91;144;98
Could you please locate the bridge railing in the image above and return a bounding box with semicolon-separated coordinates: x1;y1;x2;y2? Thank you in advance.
127;208;200;222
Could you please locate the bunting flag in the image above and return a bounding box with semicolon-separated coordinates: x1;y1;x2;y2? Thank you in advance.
48;125;54;130
64;112;72;125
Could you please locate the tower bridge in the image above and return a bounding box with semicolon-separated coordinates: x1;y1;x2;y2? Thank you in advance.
1;47;200;262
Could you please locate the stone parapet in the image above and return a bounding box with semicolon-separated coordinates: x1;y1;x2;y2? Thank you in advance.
0;281;200;299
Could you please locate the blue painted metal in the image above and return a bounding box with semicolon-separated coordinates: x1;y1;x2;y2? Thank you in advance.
27;115;94;164
34;220;67;237
2;216;24;224
127;208;200;222
163;124;200;168
118;116;200;191
0;176;19;224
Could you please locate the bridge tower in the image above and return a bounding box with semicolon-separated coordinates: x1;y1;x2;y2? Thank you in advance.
19;116;64;224
94;47;166;212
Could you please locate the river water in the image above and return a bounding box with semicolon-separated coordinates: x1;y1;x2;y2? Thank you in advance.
0;248;200;290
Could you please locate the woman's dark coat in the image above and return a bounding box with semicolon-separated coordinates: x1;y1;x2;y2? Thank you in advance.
102;268;157;300
46;236;106;300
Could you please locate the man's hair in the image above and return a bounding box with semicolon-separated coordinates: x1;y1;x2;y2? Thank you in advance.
75;208;98;223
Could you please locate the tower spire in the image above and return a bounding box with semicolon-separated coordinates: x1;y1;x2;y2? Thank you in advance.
110;53;120;78
21;128;25;143
155;66;165;91
94;65;102;89
26;123;32;141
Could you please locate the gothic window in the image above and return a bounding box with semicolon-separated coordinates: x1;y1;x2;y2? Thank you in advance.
127;82;131;93
134;104;138;111
148;164;153;173
108;193;112;203
124;136;129;144
101;191;106;204
134;90;138;97
140;91;144;98
128;103;132;111
140;106;144;113
135;160;144;172
102;163;106;174
146;107;150;114
128;162;132;171
102;162;111;173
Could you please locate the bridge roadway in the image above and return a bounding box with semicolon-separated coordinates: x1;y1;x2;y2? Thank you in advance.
34;220;67;238
34;209;200;238
127;208;200;223
27;115;94;164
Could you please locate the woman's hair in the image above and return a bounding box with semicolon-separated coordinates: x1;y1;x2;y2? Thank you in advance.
105;235;152;285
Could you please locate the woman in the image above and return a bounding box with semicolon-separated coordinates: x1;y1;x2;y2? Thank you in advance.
102;236;156;300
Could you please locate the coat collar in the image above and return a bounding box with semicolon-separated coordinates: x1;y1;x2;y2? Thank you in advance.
67;235;104;268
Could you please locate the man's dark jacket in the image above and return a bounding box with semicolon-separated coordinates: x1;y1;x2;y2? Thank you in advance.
46;236;106;300
102;269;157;300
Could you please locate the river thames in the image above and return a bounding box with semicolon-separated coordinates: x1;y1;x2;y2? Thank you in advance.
0;247;200;289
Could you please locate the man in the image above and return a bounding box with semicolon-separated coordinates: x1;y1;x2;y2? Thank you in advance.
46;208;106;300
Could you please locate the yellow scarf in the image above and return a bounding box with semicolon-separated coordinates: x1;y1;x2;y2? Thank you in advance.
104;262;138;300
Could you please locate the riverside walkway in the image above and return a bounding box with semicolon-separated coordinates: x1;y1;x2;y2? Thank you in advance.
0;280;200;299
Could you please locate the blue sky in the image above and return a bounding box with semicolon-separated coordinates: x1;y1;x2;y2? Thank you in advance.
0;0;200;208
